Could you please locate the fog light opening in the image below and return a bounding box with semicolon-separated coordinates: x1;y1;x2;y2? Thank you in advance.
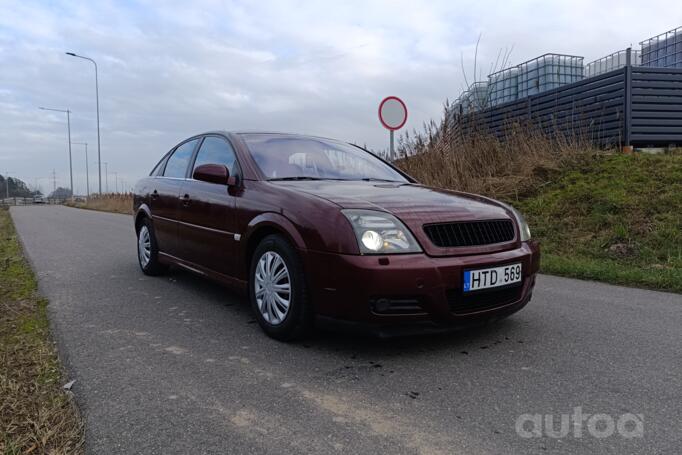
373;298;391;313
369;297;426;315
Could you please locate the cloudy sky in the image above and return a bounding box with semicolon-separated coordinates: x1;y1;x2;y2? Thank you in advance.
0;0;676;194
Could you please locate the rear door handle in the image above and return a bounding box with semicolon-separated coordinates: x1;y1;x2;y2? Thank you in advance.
180;194;191;207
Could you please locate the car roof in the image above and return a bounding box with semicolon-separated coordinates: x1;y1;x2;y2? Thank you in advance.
199;130;349;144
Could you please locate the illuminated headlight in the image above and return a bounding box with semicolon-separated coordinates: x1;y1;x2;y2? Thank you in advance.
501;203;532;241
361;230;384;251
342;209;422;254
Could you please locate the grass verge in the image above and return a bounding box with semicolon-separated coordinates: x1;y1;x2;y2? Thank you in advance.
0;207;83;453
65;193;133;215
513;152;682;293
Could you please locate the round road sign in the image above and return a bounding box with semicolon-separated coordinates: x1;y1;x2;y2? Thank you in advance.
378;96;408;131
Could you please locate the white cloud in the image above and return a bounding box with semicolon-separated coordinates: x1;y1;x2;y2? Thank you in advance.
0;0;677;194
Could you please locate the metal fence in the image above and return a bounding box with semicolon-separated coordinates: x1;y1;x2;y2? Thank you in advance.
453;51;682;147
630;66;682;144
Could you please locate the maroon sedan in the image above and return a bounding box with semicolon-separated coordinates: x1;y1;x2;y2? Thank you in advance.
134;132;540;340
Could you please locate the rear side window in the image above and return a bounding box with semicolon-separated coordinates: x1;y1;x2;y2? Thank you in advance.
150;154;169;176
192;136;238;176
163;139;199;178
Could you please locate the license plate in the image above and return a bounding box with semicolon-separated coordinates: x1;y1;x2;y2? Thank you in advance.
463;263;522;292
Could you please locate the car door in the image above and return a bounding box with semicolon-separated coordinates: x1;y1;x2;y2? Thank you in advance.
177;135;239;277
150;138;200;258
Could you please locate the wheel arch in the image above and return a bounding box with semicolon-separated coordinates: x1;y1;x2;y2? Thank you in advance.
134;204;153;233
242;213;306;276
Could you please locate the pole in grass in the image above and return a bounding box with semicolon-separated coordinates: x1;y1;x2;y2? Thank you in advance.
378;96;408;161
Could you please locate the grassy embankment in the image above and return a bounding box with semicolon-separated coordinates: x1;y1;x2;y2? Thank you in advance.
396;113;682;293
514;152;682;292
0;208;83;453
66;192;133;215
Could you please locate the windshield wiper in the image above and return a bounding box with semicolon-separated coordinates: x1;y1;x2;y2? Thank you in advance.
268;176;323;181
268;177;354;181
269;176;402;183
359;178;402;183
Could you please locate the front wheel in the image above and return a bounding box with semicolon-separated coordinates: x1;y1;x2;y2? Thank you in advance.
249;234;313;341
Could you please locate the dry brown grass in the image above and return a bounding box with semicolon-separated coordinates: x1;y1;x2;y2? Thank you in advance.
67;193;134;215
0;207;83;454
395;111;605;200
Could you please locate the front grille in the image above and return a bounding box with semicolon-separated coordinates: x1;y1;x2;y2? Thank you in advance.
424;219;515;248
447;284;523;315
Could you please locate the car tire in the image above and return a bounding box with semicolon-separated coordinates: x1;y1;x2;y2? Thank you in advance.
137;218;167;276
249;234;313;341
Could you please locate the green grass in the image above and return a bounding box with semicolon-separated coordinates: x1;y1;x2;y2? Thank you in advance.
0;207;83;454
513;152;682;293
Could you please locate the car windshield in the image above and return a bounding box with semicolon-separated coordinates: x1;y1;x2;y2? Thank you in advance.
241;134;408;182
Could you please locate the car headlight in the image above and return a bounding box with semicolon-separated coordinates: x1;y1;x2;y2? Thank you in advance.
342;209;422;254
501;204;531;241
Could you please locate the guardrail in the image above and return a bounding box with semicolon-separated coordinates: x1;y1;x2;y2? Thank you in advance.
0;197;66;206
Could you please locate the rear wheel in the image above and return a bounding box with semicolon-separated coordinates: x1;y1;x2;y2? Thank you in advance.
137;218;166;276
249;234;312;340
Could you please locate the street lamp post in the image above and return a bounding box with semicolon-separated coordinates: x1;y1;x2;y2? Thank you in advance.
113;172;118;193
97;161;108;193
39;107;73;199
66;52;102;194
72;142;90;197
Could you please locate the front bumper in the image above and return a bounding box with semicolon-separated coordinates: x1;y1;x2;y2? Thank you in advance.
302;241;540;329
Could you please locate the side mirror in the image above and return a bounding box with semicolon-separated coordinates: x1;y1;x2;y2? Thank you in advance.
193;164;229;185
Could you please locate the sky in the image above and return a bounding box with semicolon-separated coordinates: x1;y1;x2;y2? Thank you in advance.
0;0;677;195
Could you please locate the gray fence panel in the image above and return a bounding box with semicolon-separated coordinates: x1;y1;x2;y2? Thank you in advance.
630;67;682;145
454;65;682;147
455;68;627;147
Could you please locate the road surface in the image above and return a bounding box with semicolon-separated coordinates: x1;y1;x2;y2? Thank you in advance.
10;205;682;454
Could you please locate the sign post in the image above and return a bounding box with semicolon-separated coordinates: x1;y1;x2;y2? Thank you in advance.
378;96;408;160
390;129;394;160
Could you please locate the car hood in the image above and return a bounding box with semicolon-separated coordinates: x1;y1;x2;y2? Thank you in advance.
271;180;517;256
272;180;509;218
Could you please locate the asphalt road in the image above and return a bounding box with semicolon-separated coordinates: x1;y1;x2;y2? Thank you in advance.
10;205;682;454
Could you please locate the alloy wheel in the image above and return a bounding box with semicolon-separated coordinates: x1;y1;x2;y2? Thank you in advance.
254;251;291;325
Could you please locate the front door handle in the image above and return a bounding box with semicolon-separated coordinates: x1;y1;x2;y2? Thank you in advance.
180;194;191;207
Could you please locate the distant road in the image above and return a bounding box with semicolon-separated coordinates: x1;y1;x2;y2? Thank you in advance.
10;205;682;454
